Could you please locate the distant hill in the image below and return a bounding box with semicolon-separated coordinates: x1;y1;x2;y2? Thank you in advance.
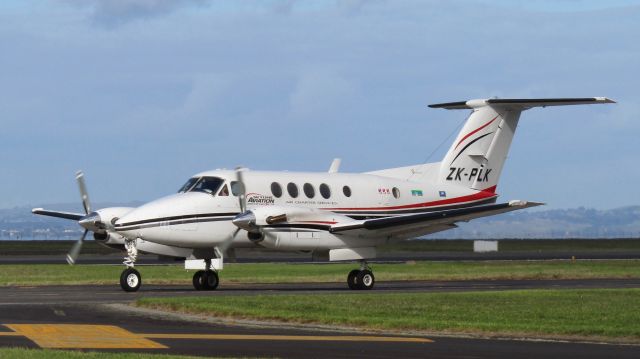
429;206;640;239
1;203;639;240
0;202;144;240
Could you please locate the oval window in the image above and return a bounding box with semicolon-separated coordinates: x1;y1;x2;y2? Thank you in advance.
392;187;400;199
303;183;315;198
343;185;352;197
319;183;331;199
287;182;299;198
271;182;282;198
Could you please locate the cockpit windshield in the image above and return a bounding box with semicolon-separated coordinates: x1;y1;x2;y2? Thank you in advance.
177;176;225;195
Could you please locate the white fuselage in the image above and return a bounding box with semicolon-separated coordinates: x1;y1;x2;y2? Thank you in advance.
111;169;496;251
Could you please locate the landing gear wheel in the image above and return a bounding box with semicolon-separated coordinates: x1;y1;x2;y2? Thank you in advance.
347;269;360;290
120;268;141;292
193;270;205;290
203;270;219;290
356;270;375;290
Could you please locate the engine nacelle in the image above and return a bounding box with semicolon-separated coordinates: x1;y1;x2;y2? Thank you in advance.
92;207;135;234
93;231;126;250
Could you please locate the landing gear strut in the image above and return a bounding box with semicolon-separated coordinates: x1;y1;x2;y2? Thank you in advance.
347;260;375;290
120;238;141;292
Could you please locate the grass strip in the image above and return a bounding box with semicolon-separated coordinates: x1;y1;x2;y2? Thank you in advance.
137;288;640;341
0;348;207;359
1;260;640;286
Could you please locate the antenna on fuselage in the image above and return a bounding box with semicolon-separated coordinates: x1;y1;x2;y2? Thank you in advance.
328;158;341;173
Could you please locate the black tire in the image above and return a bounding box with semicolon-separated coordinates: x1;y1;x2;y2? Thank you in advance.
203;270;219;290
192;270;205;290
347;269;360;290
120;268;141;292
356;270;374;290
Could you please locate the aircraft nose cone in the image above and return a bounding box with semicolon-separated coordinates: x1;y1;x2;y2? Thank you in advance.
78;212;103;231
232;211;256;231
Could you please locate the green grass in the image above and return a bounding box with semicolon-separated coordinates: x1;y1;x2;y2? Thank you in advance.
3;239;640;256
0;348;207;359
1;260;640;286
138;288;640;341
380;238;640;252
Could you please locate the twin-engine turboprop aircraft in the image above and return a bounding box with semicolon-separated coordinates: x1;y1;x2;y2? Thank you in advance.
33;97;614;292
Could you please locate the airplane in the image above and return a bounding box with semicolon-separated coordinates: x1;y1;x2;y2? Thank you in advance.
33;97;614;292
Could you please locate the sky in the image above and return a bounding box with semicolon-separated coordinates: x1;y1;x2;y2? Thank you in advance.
0;0;638;210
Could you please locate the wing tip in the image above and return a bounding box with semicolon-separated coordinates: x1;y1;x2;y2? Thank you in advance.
508;200;545;207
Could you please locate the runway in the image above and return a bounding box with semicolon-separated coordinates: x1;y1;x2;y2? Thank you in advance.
1;249;639;265
1;279;639;358
2;278;640;305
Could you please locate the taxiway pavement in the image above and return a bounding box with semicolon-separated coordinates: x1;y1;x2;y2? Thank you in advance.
0;279;639;358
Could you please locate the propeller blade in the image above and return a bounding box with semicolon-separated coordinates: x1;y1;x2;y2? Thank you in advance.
66;229;88;265
235;167;247;213
76;171;91;214
218;227;241;255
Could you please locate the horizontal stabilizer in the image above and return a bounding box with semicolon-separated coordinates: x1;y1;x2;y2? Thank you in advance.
32;208;84;221
429;97;615;110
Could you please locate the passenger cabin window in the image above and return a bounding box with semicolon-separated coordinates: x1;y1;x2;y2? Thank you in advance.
303;183;315;198
271;182;283;198
179;176;224;195
287;182;299;198
319;183;331;199
343;185;352;197
392;187;400;199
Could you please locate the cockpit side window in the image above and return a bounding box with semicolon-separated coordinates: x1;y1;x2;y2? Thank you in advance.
190;177;224;195
218;184;229;196
177;177;199;193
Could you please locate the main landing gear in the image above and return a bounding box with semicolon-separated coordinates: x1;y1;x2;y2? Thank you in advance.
347;261;375;290
192;270;219;290
192;258;220;291
120;238;141;292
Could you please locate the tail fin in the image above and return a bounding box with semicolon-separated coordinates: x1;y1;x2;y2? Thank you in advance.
430;97;614;192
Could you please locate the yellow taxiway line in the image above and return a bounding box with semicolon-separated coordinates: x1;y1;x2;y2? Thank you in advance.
143;333;433;343
2;324;432;349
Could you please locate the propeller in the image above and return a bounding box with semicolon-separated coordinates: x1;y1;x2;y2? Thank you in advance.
235;167;247;213
217;167;249;255
76;171;92;214
66;171;103;265
67;230;88;265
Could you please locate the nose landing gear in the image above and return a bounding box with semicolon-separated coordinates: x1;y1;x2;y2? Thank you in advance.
120;238;141;292
120;267;141;292
347;261;375;290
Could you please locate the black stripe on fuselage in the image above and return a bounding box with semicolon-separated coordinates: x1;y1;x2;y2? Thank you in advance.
113;197;496;232
333;196;498;219
114;214;236;231
116;212;239;227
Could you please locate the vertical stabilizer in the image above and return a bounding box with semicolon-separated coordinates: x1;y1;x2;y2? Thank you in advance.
429;97;614;192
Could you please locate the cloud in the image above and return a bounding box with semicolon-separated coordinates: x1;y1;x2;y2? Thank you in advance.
288;70;358;120
62;0;211;27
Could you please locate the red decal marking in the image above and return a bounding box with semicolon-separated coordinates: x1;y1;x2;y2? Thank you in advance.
454;115;498;150
299;221;338;225
323;186;497;211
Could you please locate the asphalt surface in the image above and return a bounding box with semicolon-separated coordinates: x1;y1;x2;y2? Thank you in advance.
0;280;639;358
1;249;639;265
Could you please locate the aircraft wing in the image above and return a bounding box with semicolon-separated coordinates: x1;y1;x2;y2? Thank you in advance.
330;200;542;235
32;208;84;221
